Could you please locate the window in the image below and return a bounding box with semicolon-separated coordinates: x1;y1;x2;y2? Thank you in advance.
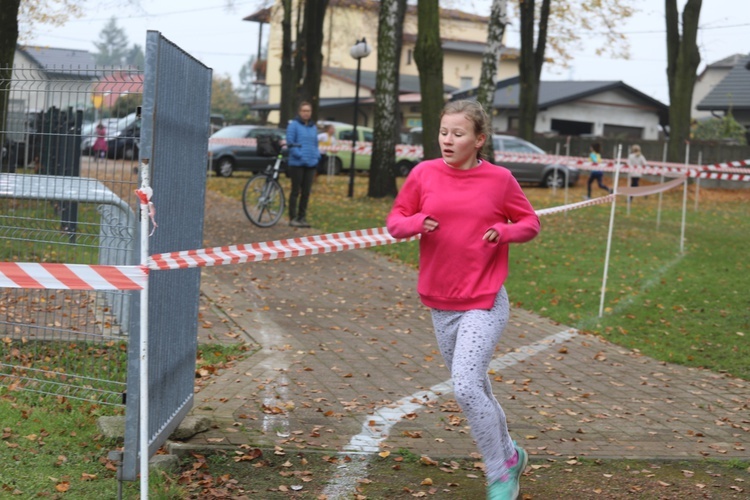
602;124;643;139
550;119;593;136
460;77;473;90
507;116;520;131
502;139;537;154
363;130;373;142
407;49;413;65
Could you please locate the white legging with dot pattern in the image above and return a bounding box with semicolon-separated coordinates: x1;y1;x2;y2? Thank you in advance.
431;288;515;483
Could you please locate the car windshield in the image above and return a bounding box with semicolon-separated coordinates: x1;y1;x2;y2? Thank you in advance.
113;112;138;132
211;127;251;139
494;137;545;154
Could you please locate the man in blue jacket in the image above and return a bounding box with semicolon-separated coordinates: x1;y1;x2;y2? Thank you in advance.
285;101;321;227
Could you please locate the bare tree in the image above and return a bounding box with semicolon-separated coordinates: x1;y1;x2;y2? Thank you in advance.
476;0;508;159
414;0;443;160
278;0;328;125
297;0;329;118
514;0;636;142
0;0;22;152
279;0;296;125
369;0;407;198
665;0;702;162
517;0;551;142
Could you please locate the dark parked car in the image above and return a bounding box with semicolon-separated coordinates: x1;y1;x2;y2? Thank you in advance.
81;114;140;160
207;125;286;177
109;116;141;160
492;135;579;188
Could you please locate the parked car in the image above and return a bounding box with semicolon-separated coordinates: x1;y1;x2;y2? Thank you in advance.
108;114;141;160
393;127;423;176
492;135;579;188
395;129;578;187
80;114;140;160
318;121;419;175
207;125;287;177
317;121;374;174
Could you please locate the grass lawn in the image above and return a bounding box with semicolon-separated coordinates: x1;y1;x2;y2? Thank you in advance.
0;169;746;497
208;172;750;380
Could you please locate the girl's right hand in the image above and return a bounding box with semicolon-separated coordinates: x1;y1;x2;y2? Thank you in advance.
423;217;439;232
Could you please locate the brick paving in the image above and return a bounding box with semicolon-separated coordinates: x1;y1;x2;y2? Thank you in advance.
182;189;750;462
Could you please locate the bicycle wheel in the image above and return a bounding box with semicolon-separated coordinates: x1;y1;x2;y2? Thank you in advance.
242;175;285;227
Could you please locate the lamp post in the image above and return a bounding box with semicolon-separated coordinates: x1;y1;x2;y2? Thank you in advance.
347;38;371;198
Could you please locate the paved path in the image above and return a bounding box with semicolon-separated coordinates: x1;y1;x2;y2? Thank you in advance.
181;189;750;462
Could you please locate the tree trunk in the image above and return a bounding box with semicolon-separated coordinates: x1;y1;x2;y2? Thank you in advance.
476;0;508;160
279;0;295;126
0;0;22;154
298;0;328;120
413;0;443;160
368;0;407;198
665;0;702;162
518;0;550;142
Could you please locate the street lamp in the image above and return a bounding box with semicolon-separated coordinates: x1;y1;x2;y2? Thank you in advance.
347;37;372;198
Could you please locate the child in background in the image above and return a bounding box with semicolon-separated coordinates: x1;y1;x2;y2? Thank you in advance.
585;142;611;199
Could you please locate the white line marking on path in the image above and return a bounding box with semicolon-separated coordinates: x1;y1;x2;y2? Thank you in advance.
320;328;578;499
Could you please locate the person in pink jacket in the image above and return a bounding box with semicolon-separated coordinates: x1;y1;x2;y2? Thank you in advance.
387;100;540;500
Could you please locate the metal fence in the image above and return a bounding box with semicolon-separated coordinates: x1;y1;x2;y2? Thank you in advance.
534;135;750;165
1;31;212;485
120;31;212;481
1;65;142;405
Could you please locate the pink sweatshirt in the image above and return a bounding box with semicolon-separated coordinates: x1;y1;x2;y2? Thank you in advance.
387;158;540;311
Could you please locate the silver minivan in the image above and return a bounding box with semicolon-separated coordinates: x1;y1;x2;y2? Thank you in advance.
492;135;579;188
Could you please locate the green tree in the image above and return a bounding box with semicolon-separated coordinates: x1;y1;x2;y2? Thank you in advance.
693;113;746;145
665;0;702;162
368;0;407;198
111;93;141;117
125;44;144;69
93;16;129;67
211;75;247;123
414;0;443;161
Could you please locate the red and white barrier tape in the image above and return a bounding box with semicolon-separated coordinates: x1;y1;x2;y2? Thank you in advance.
0;174;708;289
210;136;750;178
148;227;416;270
535;194;615;216
0;262;148;290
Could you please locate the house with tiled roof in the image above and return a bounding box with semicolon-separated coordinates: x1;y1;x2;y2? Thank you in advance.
696;53;750;137
454;76;669;140
12;45;99;114
692;53;746;120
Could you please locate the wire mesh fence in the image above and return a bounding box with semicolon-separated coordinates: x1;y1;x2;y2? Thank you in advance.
1;65;143;405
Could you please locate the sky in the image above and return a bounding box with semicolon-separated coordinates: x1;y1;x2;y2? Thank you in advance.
21;0;750;105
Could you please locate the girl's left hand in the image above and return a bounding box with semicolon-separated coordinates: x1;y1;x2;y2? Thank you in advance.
483;228;499;243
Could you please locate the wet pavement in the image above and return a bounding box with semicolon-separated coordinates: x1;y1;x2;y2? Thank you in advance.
179;190;749;463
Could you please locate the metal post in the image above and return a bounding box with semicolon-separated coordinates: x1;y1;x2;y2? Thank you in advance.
694;151;702;211
137;160;152;500
347;56;362;198
347;38;370;197
599;145;622;318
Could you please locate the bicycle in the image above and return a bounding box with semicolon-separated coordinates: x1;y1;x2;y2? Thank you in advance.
242;135;295;227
